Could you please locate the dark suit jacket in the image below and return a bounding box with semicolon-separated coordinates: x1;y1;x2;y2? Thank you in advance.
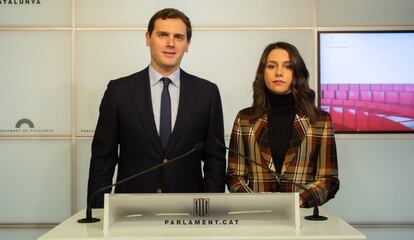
227;108;339;208
87;67;226;207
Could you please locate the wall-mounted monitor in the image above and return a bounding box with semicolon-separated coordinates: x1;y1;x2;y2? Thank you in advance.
318;31;414;133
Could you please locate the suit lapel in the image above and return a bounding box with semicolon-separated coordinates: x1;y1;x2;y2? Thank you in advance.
127;68;163;155
281;114;309;174
165;70;196;155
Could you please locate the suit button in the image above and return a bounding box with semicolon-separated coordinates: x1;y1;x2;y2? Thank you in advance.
156;188;162;193
163;158;168;163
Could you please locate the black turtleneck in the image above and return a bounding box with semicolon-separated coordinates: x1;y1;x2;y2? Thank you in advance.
267;92;295;174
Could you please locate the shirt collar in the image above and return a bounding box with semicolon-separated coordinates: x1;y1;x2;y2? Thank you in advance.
148;65;181;87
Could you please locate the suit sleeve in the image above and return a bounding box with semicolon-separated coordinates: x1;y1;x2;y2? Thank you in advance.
300;114;340;207
87;80;119;208
202;84;226;192
226;112;253;192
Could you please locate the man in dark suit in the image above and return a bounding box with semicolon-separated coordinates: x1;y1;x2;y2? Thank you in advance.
87;8;226;208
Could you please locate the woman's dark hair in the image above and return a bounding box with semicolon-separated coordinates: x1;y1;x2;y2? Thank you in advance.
251;42;322;122
147;8;192;41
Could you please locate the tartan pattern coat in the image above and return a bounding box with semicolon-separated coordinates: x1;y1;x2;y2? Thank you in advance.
226;107;339;207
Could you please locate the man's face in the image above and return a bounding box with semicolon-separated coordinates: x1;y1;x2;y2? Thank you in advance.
146;18;191;75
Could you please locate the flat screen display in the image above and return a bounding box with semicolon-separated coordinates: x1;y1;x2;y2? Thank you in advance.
318;31;414;133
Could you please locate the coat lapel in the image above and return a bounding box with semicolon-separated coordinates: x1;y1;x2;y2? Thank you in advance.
127;68;163;155
253;115;275;172
165;70;196;155
254;114;310;174
281;114;309;174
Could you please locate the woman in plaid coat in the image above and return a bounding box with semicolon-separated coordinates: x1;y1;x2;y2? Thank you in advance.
226;42;339;207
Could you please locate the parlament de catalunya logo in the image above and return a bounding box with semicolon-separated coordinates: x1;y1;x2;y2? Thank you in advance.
193;198;209;217
0;0;41;5
15;118;34;128
0;118;53;133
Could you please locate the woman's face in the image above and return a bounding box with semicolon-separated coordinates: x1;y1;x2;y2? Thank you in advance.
264;48;293;95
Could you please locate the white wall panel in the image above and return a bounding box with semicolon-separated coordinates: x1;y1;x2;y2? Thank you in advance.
75;30;149;136
358;228;414;240
0;31;71;136
325;138;414;223
316;0;414;26
183;30;314;134
0;140;71;223
76;0;312;27
76;139;91;211
0;0;71;27
76;138;117;211
0;228;51;240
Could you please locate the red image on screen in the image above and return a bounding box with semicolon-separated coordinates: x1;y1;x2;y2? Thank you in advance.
318;31;414;133
320;83;414;132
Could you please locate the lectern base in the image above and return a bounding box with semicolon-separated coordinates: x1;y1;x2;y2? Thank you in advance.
77;217;101;223
304;215;328;221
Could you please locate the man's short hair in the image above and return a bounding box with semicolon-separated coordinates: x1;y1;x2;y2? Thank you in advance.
147;8;192;41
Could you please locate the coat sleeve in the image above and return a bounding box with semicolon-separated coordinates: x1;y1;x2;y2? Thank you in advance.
87;80;119;208
300;114;340;207
202;84;226;192
226;112;253;192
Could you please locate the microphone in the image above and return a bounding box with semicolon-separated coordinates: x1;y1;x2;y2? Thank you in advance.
78;142;205;223
213;137;327;221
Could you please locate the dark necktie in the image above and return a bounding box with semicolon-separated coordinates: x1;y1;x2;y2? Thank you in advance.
160;77;171;151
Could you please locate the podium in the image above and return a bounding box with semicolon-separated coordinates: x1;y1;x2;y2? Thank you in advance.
39;193;366;240
103;193;300;236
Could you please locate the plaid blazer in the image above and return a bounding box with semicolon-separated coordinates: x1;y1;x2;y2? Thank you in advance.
226;108;339;207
